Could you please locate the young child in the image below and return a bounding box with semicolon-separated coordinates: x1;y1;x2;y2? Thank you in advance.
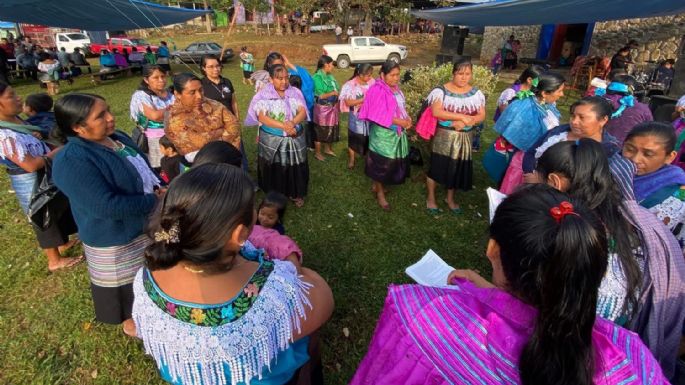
23;93;56;139
189;147;303;269
257;191;288;235
623;122;685;248
159;136;189;183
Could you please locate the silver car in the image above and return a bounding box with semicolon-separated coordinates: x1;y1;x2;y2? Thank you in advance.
171;42;234;64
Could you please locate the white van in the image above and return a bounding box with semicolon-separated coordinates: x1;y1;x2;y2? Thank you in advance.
55;32;91;53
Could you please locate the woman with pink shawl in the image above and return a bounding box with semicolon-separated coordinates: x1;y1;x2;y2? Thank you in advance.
244;64;310;207
351;185;668;385
339;63;375;169
358;61;412;211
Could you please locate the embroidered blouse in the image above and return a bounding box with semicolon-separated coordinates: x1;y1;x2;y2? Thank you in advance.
0;125;50;171
339;77;375;113
133;255;313;385
129;90;175;138
426;87;485;129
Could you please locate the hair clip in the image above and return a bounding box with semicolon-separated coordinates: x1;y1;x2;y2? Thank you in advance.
154;221;180;244
549;201;579;223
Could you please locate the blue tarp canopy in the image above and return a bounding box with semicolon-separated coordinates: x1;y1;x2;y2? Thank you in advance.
0;21;16;29
412;0;685;26
0;0;209;30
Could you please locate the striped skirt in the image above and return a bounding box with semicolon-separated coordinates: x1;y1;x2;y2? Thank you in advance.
427;127;473;191
84;234;150;324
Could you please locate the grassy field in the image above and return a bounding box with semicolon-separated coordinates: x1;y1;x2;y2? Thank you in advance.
0;32;579;385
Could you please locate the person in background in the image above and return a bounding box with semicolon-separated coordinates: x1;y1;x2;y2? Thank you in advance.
132;164;333;385
595;74;652;144
98;49;117;71
69;47;91;74
37;52;61;96
56;47;70;70
653;59;675;90
112;48;128;69
158;135;189;184
493;65;544;123
239;46;254;86
156;41;171;73
53;93;163;337
144;46;156;65
610;47;632;72
358;60;412;211
0;46;8;85
245;64;309;207
23;93;56;139
166;72;241;163
200;55;238;118
17;46;38;80
536;139;685;380
128;47;145;66
262;52;316;148
335;24;343;43
339;63;375;169
346;26;354;41
129;64;174;169
424;58;486;215
0;84;81;273
351;184;668;385
312;55;340;161
623;122;685;248
492;72;565;193
0;37;14;60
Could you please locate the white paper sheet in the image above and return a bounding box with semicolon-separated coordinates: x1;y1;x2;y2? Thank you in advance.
405;249;455;287
486;187;508;223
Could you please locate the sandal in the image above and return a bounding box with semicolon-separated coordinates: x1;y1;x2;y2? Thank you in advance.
58;237;81;254
292;198;305;208
48;255;84;273
324;151;337;157
314;154;325;162
426;207;442;215
449;207;463;215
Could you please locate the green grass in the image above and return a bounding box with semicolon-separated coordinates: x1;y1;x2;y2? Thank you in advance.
0;49;580;384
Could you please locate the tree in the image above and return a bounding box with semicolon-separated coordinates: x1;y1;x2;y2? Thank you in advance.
240;0;271;35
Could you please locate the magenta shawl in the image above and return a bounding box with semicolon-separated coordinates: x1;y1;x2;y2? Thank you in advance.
350;282;668;385
357;79;403;128
244;83;309;127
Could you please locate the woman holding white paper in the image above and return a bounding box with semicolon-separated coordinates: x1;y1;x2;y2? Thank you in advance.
351;184;667;385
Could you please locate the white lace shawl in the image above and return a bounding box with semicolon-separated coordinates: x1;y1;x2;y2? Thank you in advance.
426;87;485;114
0;129;49;162
534;131;568;160
132;261;313;385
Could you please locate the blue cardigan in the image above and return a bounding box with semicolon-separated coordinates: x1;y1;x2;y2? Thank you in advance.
53;132;157;248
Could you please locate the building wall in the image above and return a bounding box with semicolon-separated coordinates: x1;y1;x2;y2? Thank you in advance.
480;25;541;64
588;14;685;62
478;14;685;65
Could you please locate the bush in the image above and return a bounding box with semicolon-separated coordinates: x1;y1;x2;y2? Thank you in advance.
402;63;498;119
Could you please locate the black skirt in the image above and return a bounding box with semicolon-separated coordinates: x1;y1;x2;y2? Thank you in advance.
348;131;369;155
90;283;135;324
34;193;78;249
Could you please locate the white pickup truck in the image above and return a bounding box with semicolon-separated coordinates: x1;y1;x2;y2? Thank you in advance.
323;36;408;69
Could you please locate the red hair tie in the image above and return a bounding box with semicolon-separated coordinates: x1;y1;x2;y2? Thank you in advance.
549;201;578;223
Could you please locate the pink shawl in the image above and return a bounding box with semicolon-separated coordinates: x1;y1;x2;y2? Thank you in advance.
358;79;403;128
339;77;375;113
248;225;302;262
244;83;309;127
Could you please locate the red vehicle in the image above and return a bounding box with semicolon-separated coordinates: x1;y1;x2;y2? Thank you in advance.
89;36;158;54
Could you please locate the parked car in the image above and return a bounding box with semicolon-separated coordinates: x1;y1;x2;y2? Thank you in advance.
90;37;157;54
55;32;91;53
171;42;234;64
323;36;408;69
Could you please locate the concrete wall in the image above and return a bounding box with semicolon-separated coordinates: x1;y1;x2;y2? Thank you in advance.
588;14;685;62
480;25;541;64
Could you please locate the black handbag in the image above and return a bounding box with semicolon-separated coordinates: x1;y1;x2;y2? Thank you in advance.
408;146;424;166
28;157;67;230
131;125;149;154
